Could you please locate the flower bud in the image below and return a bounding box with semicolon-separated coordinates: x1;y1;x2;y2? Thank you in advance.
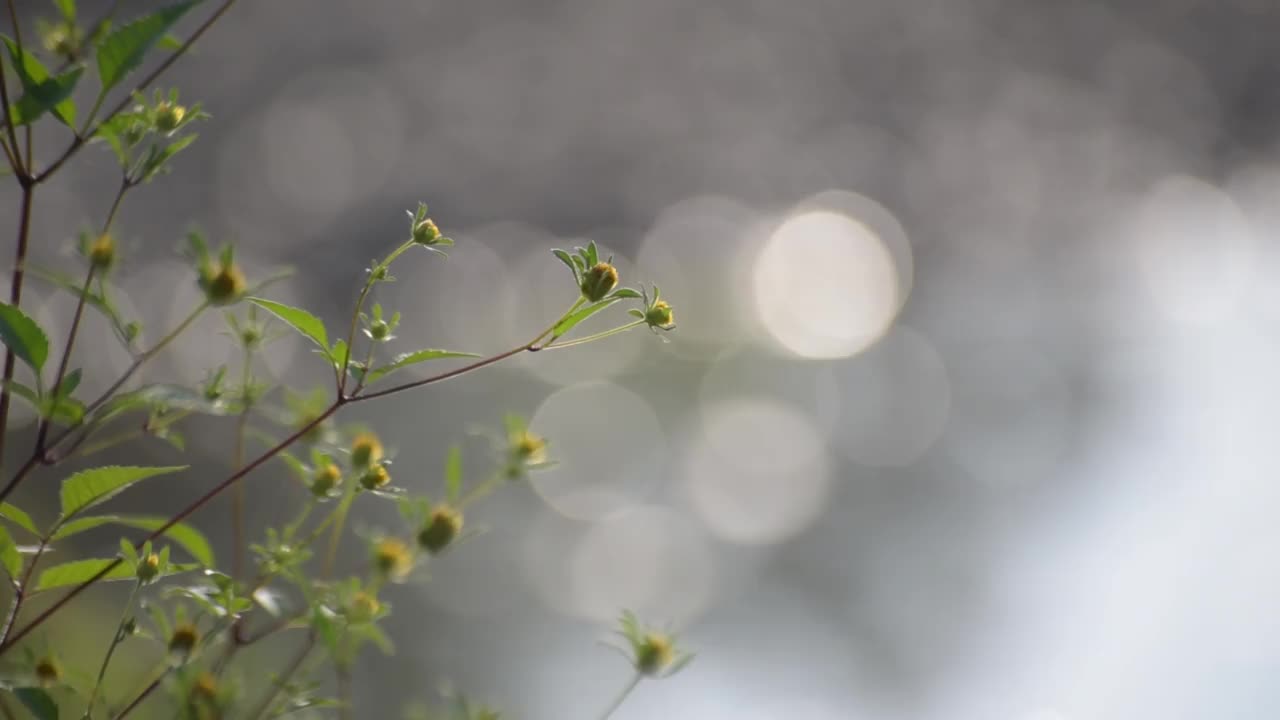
373;537;413;580
34;656;60;687
412;218;441;245
168;623;200;659
359;465;391;490
89;232;115;268
580;262;619;302
136;552;161;582
193;671;218;700
203;262;246;305
310;462;341;496
155;101;187;132
511;430;547;465
644;300;674;329
345;591;381;623
350;432;383;469
369;319;390;341
635;632;675;676
417;505;463;555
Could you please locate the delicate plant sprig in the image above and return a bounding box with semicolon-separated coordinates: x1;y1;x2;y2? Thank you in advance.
597;611;695;719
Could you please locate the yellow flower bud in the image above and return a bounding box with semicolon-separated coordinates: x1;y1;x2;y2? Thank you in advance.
34;656;60;687
412;218;441;245
417;505;463;555
168;623;200;659
359;465;391;490
350;432;383;469
311;462;341;496
203;262;246;305
580;262;619;302
136;552;161;582
635;632;675;676
373;537;414;580
89;232;115;268
645;300;674;329
155;101;187;132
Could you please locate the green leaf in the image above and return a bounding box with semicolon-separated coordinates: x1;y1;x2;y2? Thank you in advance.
95;1;201;93
0;525;21;579
2;36;80;127
248;297;329;355
27;265;130;341
55;0;77;21
364;349;480;385
0;302;50;375
51;515;214;566
551;298;621;339
0;503;37;536
444;445;462;502
610;288;643;299
59;465;187;520
34;557;131;591
13;687;58;720
552;249;578;281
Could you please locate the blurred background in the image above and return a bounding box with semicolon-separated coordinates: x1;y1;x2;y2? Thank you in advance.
6;0;1280;717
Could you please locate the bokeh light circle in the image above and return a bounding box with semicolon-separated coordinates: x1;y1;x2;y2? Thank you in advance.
754;209;901;358
529;381;665;519
684;397;831;545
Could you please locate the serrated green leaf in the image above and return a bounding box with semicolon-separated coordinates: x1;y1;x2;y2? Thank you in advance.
59;465;187;519
0;525;21;579
13;687;58;720
0;503;37;536
444;445;462;502
95;0;201;93
0;302;50;376
364;349;480;385
248;297;329;356
2;36;80;127
51;515;213;566
551;298;620;339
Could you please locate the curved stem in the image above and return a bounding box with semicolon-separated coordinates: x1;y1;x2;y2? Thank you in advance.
0;185;34;474
83;580;142;718
338;240;414;394
598;673;643;720
538;320;645;351
231;344;254;580
246;632;315;720
38;263;97;453
111;668;169;720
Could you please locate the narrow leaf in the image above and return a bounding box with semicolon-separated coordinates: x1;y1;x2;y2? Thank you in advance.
248;297;329;354
610;288;643;299
0;503;37;536
552;249;578;281
59;465;186;519
0;525;21;578
51;515;214;566
13;687;58;720
0;302;50;374
365;349;480;385
95;0;201;92
551;298;621;339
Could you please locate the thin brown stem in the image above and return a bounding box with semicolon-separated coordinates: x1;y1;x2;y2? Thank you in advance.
0;184;35;474
37;263;97;453
231;345;253;580
111;669;168;720
34;0;240;183
246;632;315;720
0;534;47;648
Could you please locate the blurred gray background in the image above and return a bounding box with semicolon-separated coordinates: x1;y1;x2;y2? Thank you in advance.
7;0;1280;718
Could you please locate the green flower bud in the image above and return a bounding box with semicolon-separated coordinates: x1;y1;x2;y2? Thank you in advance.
370;319;390;340
417;505;463;554
136;552;161;582
344;591;381;623
203;262;246;305
155;101;187;132
34;656;60;687
635;632;675;676
89;232;115;268
359;465;391;490
310;462;341;496
412;218;441;245
644;299;674;329
373;537;414;579
580;262;619;302
168;623;200;659
350;432;383;469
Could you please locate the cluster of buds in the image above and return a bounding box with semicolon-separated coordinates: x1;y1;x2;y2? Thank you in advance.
350;431;393;490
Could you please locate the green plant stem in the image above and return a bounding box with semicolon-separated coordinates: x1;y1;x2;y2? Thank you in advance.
83;580;142;718
350;340;378;395
338;240;414;394
457;470;505;510
0;52;23;177
337;662;353;720
322;483;357;579
34;0;241;183
0;301;600;654
37;263;98;453
231;345;254;581
537;320;645;351
246;631;315;720
598;672;643;720
111;668;169;720
0;532;47;649
0;184;34;476
0;694;16;720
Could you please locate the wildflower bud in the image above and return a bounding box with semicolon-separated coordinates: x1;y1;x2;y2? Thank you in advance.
580;262;619;302
644;300;675;329
373;537;413;580
345;591;381;623
193;671;218;700
311;462;341;496
168;623;200;659
350;432;383;469
203;262;246;305
359;465;391;490
370;266;388;281
635;632;675;676
369;319;390;340
412;218;442;246
417;505;463;555
511;429;547;465
89;232;115;268
136;552;161;582
155;101;187;132
34;656;60;687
